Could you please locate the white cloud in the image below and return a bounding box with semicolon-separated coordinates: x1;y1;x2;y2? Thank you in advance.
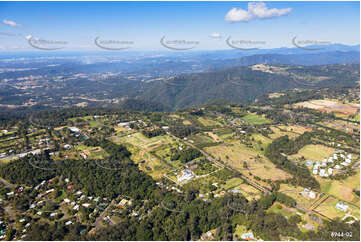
225;2;292;22
2;19;21;27
209;32;222;39
25;35;32;40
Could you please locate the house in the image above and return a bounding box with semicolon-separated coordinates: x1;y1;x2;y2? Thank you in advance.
335;202;348;212
347;154;352;159
312;169;318;175
82;203;91;208
50;213;57;217
309;191;316;199
64;198;71;203
328;168;333;175
65;221;73;226
241;232;255;240
80;153;88;159
45;189;55;194
341;162;349;166
306;160;313;166
63;144;71;149
118;122;129;127
177;169;194;182
73;205;79;211
335;165;341;169
68;127;80;133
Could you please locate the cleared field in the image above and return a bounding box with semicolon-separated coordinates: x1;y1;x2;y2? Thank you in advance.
269;126;300;139
222;177;244;190
74;144;109;160
110;132;179;179
294;99;359;116
182;120;192;125
205;142;291;181
251;133;272;152
189;133;216;147
129;145;170;180
237;183;263;200
197;117;222;127
113;132;174;149
242;113;271;125
318;170;360;204
279;184;317;208
314;196;360;220
277;125;312;134
290;144;335;161
204;132;221;142
321;120;360;133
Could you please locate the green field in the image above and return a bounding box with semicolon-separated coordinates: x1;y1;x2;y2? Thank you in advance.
292;144;335;161
242;113;271;125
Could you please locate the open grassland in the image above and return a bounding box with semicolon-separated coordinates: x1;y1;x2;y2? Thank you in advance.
318;170;360;204
251;133;272;152
182;120;192;125
277;125;312;134
110;132;179;179
213;128;234;140
189;133;216;147
204;132;221;142
268;126;300;139
113;132;174;149
290;144;335;161
198;117;222;127
242;113;271;125
74;144;109;160
205;142;291;181
314;196;360;220
222;177;244;190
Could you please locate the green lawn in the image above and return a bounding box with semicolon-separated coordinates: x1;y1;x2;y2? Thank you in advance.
242;113;271;125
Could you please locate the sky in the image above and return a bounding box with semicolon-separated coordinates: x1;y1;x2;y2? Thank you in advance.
0;1;359;51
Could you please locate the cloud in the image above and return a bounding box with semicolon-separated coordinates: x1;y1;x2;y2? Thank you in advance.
2;19;22;27
225;2;292;22
209;32;222;39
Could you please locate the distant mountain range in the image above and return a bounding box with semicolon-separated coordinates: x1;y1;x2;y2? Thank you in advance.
136;63;360;110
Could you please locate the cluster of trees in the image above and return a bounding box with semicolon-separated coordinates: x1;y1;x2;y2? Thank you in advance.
170;148;202;163
169;125;199;138
265;133;320;190
141;128;166;138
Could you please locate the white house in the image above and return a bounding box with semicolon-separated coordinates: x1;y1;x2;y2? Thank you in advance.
241;232;255;240
319;169;326;177
69;127;80;133
65;221;73;226
177;169;194;182
328;168;333;175
335;202;348;212
309;191;316;199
